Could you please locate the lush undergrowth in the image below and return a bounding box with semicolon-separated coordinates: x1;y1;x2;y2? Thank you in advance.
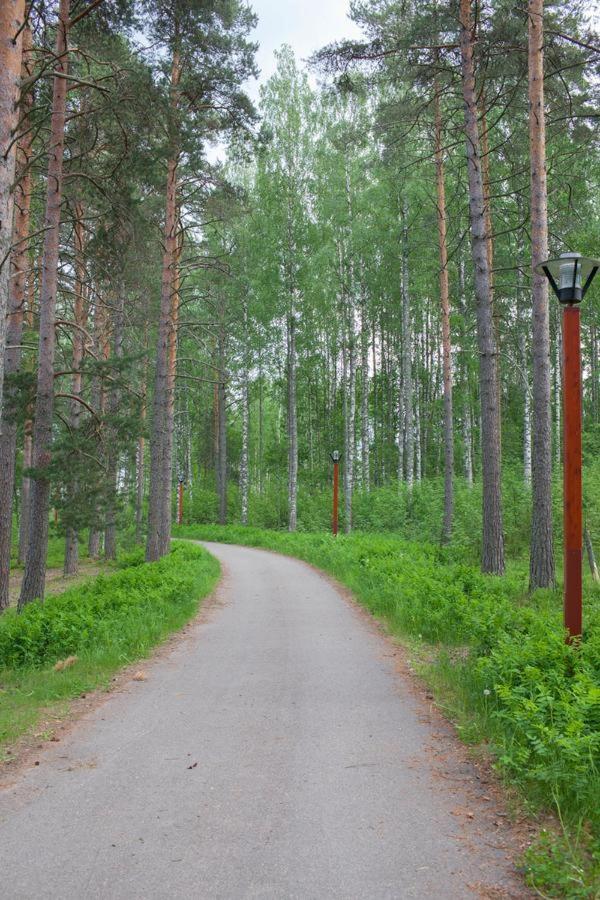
0;542;219;754
175;524;600;897
180;459;600;563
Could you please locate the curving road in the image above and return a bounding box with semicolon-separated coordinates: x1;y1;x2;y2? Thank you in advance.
0;542;527;899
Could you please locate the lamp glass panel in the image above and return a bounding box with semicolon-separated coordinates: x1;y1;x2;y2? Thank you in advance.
559;258;581;291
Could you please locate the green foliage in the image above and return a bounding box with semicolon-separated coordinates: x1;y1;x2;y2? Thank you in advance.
0;543;219;669
175;524;600;896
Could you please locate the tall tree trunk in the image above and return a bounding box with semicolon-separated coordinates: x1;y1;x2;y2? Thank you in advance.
146;51;181;561
216;317;227;526
64;202;87;575
360;285;370;490
287;309;298;531
344;318;356;533
434;72;454;544
104;289;125;561
520;331;532;485
240;297;250;525
135;324;148;544
88;295;108;559
401;198;413;489
463;404;473;487
528;0;555;589
0;14;32;609
0;0;26;418
19;0;70;607
459;0;505;574
158;228;181;548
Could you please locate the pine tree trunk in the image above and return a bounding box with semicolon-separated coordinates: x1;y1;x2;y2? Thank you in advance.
401;198;413;489
146;51;181;562
528;0;555;589
0;0;26;419
18;421;33;563
19;0;70;607
459;0;505;574
240;298;250;525
434;73;454;544
104;289;125;561
287;310;298;531
0;17;32;609
87;296;108;559
157;230;181;551
64;202;87;575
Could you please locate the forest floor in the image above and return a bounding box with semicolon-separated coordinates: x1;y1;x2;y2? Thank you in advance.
0;541;532;898
7;560;106;607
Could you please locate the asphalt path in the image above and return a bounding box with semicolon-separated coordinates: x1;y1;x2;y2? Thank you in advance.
0;542;527;899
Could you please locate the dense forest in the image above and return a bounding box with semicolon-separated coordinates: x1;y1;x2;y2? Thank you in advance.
0;0;598;603
2;2;600;894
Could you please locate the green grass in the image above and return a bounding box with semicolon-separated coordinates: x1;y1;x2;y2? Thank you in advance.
176;523;600;898
0;542;219;756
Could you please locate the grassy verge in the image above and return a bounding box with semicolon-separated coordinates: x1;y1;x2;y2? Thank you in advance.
0;542;219;757
176;523;600;898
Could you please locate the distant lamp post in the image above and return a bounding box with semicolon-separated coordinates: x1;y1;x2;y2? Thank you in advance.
330;451;340;537
537;253;600;640
177;473;185;526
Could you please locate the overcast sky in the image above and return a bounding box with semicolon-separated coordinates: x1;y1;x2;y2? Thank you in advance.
246;0;362;99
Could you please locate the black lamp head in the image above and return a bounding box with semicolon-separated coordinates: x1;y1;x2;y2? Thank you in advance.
536;253;600;305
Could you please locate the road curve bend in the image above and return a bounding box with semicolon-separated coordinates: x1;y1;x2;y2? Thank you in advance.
0;541;528;899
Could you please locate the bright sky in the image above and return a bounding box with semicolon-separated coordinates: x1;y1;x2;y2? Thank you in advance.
245;0;362;100
207;1;361;160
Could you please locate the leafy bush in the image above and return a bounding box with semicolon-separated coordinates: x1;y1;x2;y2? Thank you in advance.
0;543;219;669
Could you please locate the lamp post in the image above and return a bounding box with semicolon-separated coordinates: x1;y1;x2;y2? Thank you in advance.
330;451;340;537
537;253;599;639
177;473;184;526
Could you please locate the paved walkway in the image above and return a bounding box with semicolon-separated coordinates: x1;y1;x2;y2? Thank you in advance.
0;542;528;898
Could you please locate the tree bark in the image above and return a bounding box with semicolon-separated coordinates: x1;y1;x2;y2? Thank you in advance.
135;324;148;544
360;284;370;490
19;0;70;607
216;315;227;526
401;198;413;489
287;309;298;531
146;50;181;561
64;202;87;575
434;72;454;544
528;0;555;589
0;13;32;609
240;297;250;525
459;0;505;574
0;0;26;419
104;289;125;561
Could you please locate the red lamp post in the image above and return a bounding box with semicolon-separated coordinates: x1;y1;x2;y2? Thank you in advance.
537;252;599;640
330;450;340;537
